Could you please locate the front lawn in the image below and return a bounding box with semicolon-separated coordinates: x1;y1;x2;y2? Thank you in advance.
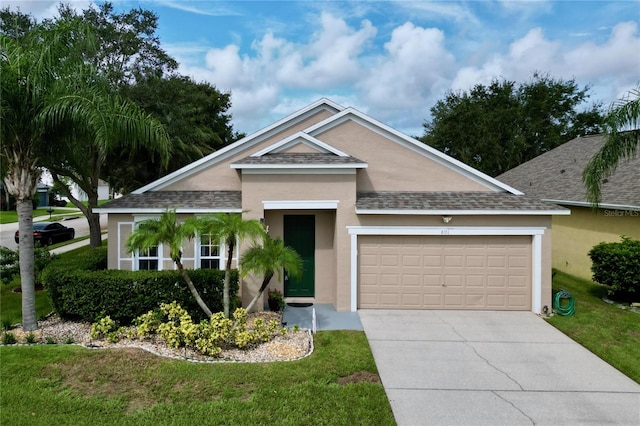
0;331;394;425
0;208;70;224
548;271;640;383
0;281;53;328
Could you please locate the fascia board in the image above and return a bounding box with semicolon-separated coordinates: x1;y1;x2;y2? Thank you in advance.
250;132;349;157
355;208;571;215
346;225;547;236
543;199;640;212
304;108;524;195
263;200;339;210
132;99;344;194
93;208;242;214
231;163;367;169
240;168;357;175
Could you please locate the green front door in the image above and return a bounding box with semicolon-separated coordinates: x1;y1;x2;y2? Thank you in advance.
284;215;315;297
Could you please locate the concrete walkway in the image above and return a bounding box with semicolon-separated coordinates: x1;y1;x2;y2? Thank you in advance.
359;310;640;426
282;303;363;330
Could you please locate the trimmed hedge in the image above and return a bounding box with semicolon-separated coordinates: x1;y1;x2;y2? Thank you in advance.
588;236;640;303
42;248;239;323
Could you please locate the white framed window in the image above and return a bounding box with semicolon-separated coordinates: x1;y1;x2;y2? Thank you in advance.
138;246;159;271
199;234;221;270
196;235;239;270
132;215;163;271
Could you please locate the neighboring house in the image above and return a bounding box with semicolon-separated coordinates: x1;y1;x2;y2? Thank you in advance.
72;179;112;202
497;134;640;281
95;99;568;314
36;183;51;207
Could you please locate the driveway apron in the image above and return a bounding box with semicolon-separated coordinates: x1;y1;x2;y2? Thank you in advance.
359;310;640;426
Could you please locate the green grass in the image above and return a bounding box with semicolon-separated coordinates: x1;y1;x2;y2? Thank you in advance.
0;242;106;327
0;332;394;425
0;208;77;224
0;202;109;224
547;270;640;383
0;280;53;327
64;199;110;208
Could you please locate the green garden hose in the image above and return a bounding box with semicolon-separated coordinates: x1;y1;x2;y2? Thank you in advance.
554;290;575;316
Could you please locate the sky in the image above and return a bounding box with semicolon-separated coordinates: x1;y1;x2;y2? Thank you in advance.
5;0;640;137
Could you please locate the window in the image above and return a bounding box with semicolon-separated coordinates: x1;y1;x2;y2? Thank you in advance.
200;234;220;269
138;246;159;270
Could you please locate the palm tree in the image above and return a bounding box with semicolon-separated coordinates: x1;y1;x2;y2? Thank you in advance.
194;213;265;317
583;86;640;205
126;209;213;317
1;19;169;331
241;236;303;312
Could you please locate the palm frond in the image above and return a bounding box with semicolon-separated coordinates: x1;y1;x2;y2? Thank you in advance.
583;86;640;205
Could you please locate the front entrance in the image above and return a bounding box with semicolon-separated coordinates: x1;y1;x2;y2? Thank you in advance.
284;215;315;297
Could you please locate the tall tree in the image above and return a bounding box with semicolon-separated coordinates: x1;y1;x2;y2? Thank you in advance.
104;75;241;194
1;16;168;330
40;2;177;247
126;210;213;317
583;86;640;205
194;213;266;318
240;236;303;313
420;73;603;177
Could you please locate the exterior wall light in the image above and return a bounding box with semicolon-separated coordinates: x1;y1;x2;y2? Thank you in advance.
442;215;452;224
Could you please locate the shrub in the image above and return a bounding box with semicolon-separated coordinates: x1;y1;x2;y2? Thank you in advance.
43;266;239;324
1;331;17;345
0;247;19;284
99;303;288;357
56;246;108;271
589;236;640;303
24;332;37;344
0;245;57;285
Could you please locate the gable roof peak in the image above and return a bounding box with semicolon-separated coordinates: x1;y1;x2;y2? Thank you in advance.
133;98;344;194
250;132;350;157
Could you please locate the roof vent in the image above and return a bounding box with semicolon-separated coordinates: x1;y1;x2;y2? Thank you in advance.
560;169;565;174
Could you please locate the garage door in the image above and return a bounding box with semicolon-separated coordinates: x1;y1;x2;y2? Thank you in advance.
358;235;531;310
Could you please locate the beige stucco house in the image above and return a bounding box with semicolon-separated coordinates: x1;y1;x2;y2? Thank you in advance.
498;134;640;281
96;99;568;314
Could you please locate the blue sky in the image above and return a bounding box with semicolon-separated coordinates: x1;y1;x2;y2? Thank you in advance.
8;1;640;137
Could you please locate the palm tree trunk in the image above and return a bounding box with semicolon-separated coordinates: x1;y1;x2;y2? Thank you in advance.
223;240;234;318
175;260;212;317
17;198;37;331
245;272;274;313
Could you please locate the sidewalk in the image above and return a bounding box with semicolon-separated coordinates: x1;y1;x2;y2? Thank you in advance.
50;234;107;255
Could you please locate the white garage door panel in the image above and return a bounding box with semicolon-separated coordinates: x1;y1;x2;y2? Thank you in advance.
359;235;532;310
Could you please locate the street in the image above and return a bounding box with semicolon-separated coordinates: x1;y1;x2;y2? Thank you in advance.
0;212;107;250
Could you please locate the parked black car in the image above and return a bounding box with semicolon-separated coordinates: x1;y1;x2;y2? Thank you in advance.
14;222;75;246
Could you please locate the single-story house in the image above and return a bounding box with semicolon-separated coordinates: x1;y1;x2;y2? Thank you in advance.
73;179;112;202
497;134;640;281
95;98;568;314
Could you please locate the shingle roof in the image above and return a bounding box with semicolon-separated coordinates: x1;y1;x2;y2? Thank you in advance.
231;153;367;166
356;191;566;213
497;134;640;207
97;191;241;211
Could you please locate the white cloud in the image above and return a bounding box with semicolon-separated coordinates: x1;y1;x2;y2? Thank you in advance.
357;22;455;133
171;7;638;137
451;22;639;103
154;1;241;17
397;2;480;26
2;0;92;21
565;22;640;82
176;12;377;132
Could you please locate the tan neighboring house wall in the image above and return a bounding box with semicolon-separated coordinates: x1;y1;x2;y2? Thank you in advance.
97;98;566;315
497;134;640;283
552;207;640;280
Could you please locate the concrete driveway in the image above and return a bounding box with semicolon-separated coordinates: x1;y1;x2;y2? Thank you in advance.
359;310;640;426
